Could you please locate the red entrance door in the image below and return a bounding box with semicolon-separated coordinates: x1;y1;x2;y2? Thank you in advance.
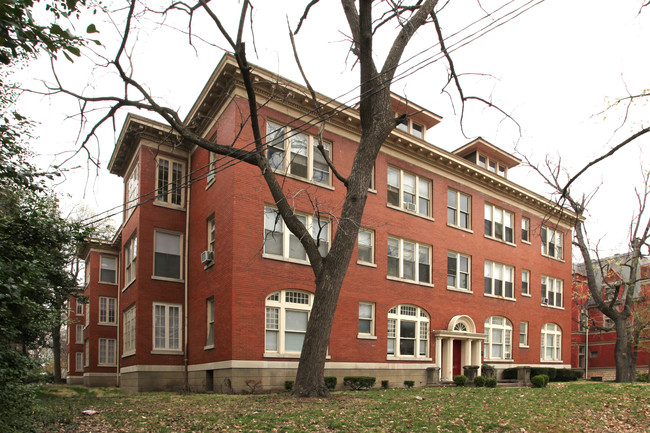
452;340;462;377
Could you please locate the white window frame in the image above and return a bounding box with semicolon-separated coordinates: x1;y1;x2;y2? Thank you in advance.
541;226;564;260
207;215;215;254
155;156;185;207
75;352;83;372
125;164;139;219
152;303;182;353
519;321;529;347
153;230;183;281
98;338;116;366
484;260;515;299
123;305;136;356
484;316;513;361
265;290;313;357
124;235;137;286
206;152;217;185
76;301;84;315
387;237;431;284
266;121;332;186
396;117;425;139
206;297;215;348
387;166;432;217
521;217;531;243
98;297;117;325
522;269;531;296
358;302;376;338
84;340;89;367
99;255;117;284
263;206;330;263
447;189;471;230
85;303;89;327
477;153;507;177
75;324;83;344
387;304;430;359
541;275;563;308
540;323;562;361
447;251;471;292
357;229;375;265
484;203;514;243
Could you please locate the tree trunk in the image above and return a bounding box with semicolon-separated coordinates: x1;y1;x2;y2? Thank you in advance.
52;323;62;383
614;318;636;382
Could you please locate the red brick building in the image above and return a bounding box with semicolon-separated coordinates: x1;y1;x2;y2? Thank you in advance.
571;255;650;380
67;54;576;392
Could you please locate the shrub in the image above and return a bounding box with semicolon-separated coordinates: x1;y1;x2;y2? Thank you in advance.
485;377;497;388
637;372;649;383
473;376;486;387
381;380;389;389
481;364;496;378
343;376;376;390
531;367;557;381
502;368;518;380
531;374;549;388
555;369;583;382
404;380;414;388
453;375;467;386
284;381;294;391
324;377;337;390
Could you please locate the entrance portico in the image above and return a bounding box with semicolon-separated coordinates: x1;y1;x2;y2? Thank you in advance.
433;315;486;381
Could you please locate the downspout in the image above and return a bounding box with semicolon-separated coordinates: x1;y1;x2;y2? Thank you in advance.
184;172;191;392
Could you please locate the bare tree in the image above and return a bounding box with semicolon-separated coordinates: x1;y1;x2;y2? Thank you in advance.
44;0;524;396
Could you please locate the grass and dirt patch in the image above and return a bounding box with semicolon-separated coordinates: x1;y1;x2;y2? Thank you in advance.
34;381;649;432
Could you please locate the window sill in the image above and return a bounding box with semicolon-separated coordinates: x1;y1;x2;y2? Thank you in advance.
483;294;516;302
206;178;216;190
153;201;186;211
357;335;377;340
521;293;531;297
98;281;118;286
484;359;514;363
519;345;529;349
368;188;377;194
484;235;516;247
264;352;331;359
541;254;565;263
204;344;214;351
271;170;335;190
541;304;564;310
98;363;117;367
521;240;531;245
122;352;135;359
386;275;434;288
386;356;432;362
151;276;184;283
446;286;472;294
262;253;311;267
151;349;184;356
122;280;135;293
539;360;563;364
386;203;435;222
357;260;377;268
98;323;118;327
447;224;473;234
203;261;215;270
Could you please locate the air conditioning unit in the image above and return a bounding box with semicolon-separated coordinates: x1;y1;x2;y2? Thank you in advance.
404;202;417;211
200;250;214;264
505;353;511;360
542;297;549;305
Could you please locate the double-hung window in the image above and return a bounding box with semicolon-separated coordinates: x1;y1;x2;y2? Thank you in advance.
484;204;514;243
521;269;530;296
99;297;117;325
387;167;431;217
477;154;507;177
520;321;529;347
99;255;117;284
123;306;136;356
396;118;425;139
156;157;184;206
266;121;331;185
75;324;83;344
263;207;329;262
447;189;471;229
541;226;564;260
387;237;431;284
447;251;470;291
541;275;563;307
484;260;514;299
125;164;139;219
207;216;215;254
206;297;214;347
153;303;182;352
98;338;116;366
387;305;429;358
484;316;512;360
206;152;217;184
75;352;83;372
265;290;313;355
125;236;137;286
357;229;374;265
154;230;182;280
358;302;375;337
76;301;84;315
540;323;562;361
521;217;530;243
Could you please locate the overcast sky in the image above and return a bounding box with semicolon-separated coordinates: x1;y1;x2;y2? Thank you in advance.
14;0;650;258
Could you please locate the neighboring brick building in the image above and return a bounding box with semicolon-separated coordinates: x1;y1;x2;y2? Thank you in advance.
571;255;650;380
67;53;576;392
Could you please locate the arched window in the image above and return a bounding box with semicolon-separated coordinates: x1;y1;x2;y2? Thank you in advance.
265;290;313;355
484;316;512;360
454;322;468;332
387;305;429;358
541;323;562;361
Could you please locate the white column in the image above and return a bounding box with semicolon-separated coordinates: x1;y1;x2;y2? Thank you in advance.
461;339;472;368
472;340;482;372
442;338;453;380
435;337;442;366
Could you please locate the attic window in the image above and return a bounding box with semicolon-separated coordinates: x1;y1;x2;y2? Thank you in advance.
477;153;507;178
396;118;424;139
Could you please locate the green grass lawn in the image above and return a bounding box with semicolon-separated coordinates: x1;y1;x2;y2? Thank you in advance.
35;382;650;433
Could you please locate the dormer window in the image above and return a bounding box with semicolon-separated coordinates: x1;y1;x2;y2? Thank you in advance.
396;117;425;139
478;153;507;177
